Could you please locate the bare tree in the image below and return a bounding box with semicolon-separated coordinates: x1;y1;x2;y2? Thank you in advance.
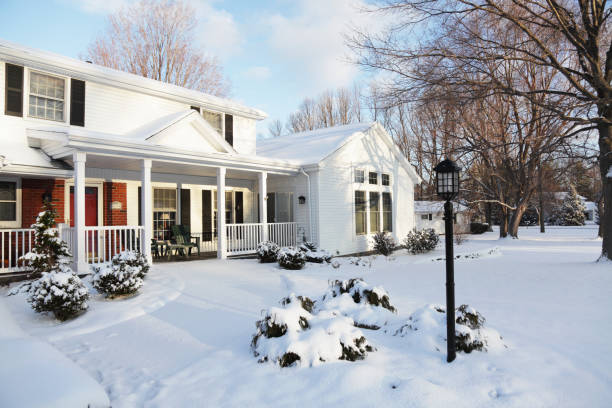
350;0;612;259
268;119;284;138
86;0;230;97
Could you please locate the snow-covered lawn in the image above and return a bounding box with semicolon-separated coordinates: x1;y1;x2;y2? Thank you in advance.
2;226;611;407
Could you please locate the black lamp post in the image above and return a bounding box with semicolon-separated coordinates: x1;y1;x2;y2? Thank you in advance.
434;158;461;363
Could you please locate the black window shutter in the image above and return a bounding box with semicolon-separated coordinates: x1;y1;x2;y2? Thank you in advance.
190;106;200;113
5;63;23;117
180;189;191;227
70;79;85;126
224;114;233;146
202;190;212;241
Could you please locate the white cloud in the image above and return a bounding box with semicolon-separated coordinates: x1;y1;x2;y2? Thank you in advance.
63;0;132;14
189;3;244;60
243;66;271;80
261;0;375;91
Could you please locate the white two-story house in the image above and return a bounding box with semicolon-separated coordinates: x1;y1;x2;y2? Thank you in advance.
0;39;419;274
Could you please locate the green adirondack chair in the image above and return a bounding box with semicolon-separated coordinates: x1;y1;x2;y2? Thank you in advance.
171;225;200;257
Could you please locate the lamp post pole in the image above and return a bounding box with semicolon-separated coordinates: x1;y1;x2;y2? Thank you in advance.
444;200;456;363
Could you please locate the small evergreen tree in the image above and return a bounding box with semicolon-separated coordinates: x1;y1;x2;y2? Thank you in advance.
21;201;89;320
551;186;586;226
21;201;72;274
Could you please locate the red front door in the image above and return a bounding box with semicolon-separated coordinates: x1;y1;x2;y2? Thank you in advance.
70;186;98;226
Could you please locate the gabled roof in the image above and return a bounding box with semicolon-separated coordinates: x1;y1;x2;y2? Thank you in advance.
0;39;266;120
256;122;421;183
415;201;468;213
256;123;374;165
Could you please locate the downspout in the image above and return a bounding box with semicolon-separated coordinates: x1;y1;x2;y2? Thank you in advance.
299;167;314;244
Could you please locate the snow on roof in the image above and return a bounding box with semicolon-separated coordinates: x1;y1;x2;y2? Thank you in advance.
553;192;588;201
584;201;597;212
414;201;468;213
256;123;375;165
0;39;266;120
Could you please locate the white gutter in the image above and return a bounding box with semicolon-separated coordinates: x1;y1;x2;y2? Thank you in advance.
300;167;314;244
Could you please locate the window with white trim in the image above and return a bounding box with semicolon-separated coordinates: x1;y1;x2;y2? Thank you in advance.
355;191;366;235
153;188;177;240
202;110;223;135
381;173;390;186
0;181;17;222
28;71;65;121
382;192;392;232
354;169;365;183
369;172;378;185
369;192;380;233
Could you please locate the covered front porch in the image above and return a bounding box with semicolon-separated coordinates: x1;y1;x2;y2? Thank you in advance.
0;123;308;274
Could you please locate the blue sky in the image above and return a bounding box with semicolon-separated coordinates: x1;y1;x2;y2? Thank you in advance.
0;0;376;137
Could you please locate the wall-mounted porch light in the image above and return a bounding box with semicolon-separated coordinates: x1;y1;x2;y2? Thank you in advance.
298;196;306;205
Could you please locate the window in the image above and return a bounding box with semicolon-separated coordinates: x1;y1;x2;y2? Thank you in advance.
153;188;177;240
369;172;378;185
202;110;223;134
421;214;429;220
354;169;365;183
369;192;380;233
382;192;392;232
0;181;17;222
355;191;366;235
5;63;23;117
382;174;390;186
213;191;234;233
429;213;433;221
29;71;65;121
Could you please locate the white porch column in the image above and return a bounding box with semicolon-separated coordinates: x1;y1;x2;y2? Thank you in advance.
141;159;153;264
72;152;87;273
217;167;227;259
258;171;268;242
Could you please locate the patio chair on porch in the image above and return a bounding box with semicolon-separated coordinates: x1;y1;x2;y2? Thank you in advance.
171;225;200;257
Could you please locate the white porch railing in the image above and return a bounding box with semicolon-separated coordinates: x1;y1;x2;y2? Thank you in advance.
226;223;265;255
0;228;36;273
83;226;144;264
267;222;298;248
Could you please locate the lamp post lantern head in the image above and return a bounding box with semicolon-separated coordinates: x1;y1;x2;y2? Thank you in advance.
434;159;461;201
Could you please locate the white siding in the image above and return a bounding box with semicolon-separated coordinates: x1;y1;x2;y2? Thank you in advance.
415;211;470;234
266;173;315;243
232;115;257;155
316;129;416;255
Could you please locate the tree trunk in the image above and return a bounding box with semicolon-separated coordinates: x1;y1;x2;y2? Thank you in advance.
598;120;611;260
597;193;604;238
485;202;493;231
538;166;545;233
499;206;508;238
509;202;528;238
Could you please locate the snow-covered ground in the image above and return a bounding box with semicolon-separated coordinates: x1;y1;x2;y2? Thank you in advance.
1;226;611;407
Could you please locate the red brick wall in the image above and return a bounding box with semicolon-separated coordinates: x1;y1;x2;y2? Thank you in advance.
21;179;65;228
103;182;127;226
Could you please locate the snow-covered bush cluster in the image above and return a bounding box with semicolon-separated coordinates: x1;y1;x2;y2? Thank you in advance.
20;203;89;321
256;241;280;263
299;242;332;263
277;247;306;270
470;222;490;234
91;251;148;298
372;232;396;256
252;293;375;367
393;304;505;354
548;186;586;226
403;228;440;254
27;271;89;321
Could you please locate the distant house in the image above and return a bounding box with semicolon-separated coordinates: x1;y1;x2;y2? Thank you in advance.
0;40;420;274
551;192;597;223
414;201;470;234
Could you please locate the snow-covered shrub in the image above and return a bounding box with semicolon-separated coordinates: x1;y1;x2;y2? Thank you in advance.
320;278;397;329
21;202;88;320
91;252;146;298
251;294;374;367
298;242;332;263
403;228;440;254
256;241;280;263
109;250;149;279
393;304;505;354
28;271;89;321
372;231;396;256
277;247;306;270
548;186;586;226
470;222;489;234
